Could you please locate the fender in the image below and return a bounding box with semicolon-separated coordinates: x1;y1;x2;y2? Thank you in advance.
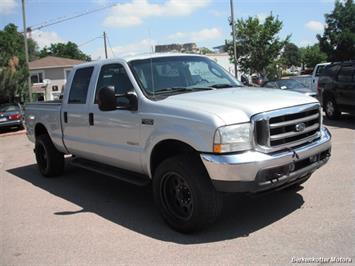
142;122;214;177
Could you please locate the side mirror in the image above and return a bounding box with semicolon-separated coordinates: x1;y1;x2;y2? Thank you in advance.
121;91;138;111
97;86;138;111
97;86;117;111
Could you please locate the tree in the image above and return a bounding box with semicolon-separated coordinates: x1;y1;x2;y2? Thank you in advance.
281;42;301;67
225;14;289;77
317;0;355;61
200;47;213;55
300;44;327;68
39;42;91;61
0;23;38;102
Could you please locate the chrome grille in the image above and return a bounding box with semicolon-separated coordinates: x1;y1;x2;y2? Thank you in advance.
253;104;321;152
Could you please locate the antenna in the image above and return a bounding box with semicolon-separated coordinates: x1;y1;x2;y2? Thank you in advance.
148;28;155;99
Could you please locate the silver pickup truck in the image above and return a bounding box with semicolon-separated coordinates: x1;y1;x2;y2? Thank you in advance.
25;54;331;233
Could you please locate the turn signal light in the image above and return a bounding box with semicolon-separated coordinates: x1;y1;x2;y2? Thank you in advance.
213;144;222;153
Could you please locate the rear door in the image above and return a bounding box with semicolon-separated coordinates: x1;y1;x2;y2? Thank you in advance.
61;66;95;157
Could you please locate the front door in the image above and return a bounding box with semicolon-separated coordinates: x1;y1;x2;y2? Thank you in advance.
86;63;142;173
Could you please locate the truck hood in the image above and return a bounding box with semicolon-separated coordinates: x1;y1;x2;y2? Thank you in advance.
160;87;319;125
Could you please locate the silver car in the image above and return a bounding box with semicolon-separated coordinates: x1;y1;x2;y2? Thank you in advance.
262;78;317;97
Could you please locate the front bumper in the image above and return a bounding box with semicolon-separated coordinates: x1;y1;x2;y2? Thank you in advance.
201;127;331;193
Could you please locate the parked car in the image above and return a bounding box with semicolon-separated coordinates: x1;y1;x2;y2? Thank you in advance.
318;61;355;119
311;62;330;91
0;103;24;130
25;54;331;233
262;78;317;97
251;74;267;86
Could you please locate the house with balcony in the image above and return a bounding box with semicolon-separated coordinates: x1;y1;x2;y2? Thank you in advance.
29;56;85;101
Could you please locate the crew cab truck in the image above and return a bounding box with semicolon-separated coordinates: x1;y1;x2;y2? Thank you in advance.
25;54;332;233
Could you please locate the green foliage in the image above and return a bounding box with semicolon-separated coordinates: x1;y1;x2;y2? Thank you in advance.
0;23;38;102
39;42;91;61
317;0;355;61
200;47;213;55
265;60;283;80
281;42;301;67
300;44;327;68
225;14;289;77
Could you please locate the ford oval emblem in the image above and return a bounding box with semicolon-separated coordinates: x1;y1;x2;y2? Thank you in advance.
295;122;306;132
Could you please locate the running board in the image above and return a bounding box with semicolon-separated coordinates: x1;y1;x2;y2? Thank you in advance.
70;158;150;186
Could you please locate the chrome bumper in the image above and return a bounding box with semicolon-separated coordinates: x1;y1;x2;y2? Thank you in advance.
201;127;331;193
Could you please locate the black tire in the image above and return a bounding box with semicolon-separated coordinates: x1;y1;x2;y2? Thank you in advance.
324;97;341;120
153;154;222;233
35;134;64;177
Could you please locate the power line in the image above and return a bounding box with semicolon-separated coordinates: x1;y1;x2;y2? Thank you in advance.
28;2;119;32
106;34;116;58
78;36;102;47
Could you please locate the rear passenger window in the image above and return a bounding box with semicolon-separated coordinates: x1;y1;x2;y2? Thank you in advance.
337;66;354;82
68;67;94;104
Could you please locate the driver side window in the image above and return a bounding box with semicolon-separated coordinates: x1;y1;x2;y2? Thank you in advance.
95;64;134;104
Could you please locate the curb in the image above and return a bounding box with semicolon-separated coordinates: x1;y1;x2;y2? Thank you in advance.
0;130;26;138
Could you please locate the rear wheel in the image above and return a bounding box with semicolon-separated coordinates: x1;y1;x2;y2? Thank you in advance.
324;97;341;120
153;154;222;233
35;134;64;177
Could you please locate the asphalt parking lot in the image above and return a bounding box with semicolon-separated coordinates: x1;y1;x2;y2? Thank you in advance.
1;115;354;265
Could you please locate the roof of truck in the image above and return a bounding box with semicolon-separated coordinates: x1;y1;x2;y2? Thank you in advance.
73;53;206;68
122;52;204;62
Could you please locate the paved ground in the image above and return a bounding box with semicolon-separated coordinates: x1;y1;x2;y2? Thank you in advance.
1;115;354;265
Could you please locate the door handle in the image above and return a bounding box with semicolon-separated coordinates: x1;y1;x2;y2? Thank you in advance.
63;112;68;123
89;113;94;126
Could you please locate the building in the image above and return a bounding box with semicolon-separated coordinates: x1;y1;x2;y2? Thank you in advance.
155;43;199;53
205;53;242;78
29;56;85;101
212;45;226;53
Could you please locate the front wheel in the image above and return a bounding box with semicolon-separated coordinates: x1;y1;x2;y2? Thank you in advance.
324;97;341;120
153;154;222;233
35;134;64;177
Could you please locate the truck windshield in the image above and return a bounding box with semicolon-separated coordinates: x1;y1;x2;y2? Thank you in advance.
129;56;242;97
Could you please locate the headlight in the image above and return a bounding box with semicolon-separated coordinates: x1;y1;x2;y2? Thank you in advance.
213;123;252;153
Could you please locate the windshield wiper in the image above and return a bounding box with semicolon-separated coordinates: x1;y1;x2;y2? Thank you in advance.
153;86;213;95
210;83;241;88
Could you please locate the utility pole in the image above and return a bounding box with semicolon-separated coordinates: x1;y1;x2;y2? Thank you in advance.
103;31;108;59
22;0;32;102
230;0;238;79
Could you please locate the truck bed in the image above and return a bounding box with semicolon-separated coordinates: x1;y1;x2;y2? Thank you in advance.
25;101;66;153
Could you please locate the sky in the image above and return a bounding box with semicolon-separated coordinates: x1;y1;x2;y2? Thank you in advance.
0;0;336;60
